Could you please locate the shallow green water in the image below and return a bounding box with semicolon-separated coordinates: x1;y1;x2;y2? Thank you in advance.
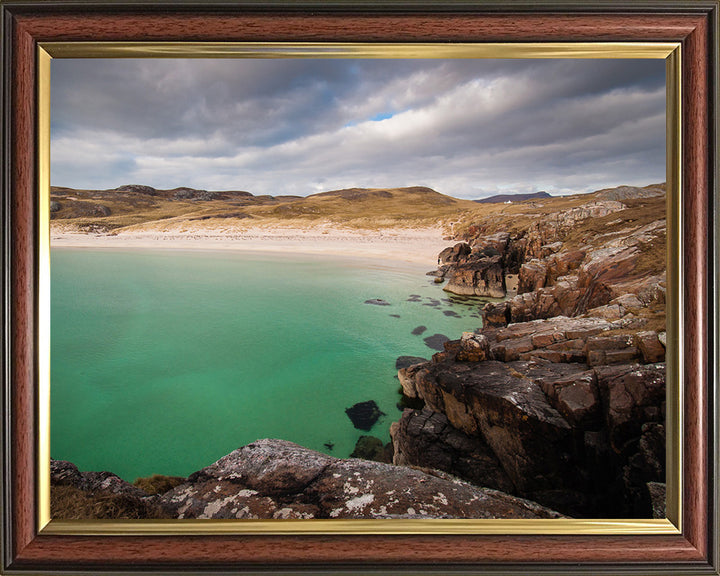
51;248;488;481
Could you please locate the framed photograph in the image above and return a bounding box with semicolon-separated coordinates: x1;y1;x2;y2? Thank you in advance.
1;1;717;574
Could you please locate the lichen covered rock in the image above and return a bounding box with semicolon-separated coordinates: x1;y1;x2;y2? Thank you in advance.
156;439;564;520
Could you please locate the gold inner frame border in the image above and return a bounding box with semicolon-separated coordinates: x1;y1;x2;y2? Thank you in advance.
36;41;682;537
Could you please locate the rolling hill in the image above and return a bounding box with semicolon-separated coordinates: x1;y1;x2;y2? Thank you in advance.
49;185;479;232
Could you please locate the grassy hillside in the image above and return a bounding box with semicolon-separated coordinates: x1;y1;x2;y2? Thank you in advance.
50;183;665;248
451;183;665;237
450;182;667;279
49;185;479;232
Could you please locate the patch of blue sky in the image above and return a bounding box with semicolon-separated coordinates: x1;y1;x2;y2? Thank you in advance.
344;111;394;129
369;111;394;122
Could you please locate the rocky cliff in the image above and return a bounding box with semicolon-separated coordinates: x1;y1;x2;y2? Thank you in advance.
391;184;667;518
391;318;665;517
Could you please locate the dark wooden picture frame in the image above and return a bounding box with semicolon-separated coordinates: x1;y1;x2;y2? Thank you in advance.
1;1;717;573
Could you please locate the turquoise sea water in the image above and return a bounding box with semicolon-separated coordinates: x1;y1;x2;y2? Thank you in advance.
51;248;488;481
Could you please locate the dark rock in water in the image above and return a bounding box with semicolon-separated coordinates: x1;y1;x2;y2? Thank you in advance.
389;314;401;318
397;393;425;411
426;269;445;277
443;310;460;317
324;442;334;451
409;294;421;298
396;355;428;370
350;435;392;463
345;400;385;431
423;333;450;351
364;298;390;306
411;325;427;335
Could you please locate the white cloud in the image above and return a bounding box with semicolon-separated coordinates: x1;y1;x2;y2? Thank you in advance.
50;58;666;198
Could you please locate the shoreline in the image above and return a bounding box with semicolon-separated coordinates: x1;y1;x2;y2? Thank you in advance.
50;226;449;270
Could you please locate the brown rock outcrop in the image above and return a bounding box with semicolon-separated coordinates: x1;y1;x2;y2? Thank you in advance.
443;255;506;298
397;186;667;518
390;408;514;493
391;315;666;517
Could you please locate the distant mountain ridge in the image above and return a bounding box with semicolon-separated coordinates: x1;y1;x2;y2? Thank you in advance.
49;182;666;234
474;191;552;204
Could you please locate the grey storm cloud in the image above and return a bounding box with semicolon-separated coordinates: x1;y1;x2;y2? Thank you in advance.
50;57;665;198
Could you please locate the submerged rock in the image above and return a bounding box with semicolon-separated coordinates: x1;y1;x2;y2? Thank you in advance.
423;333;450;351
345;400;385;431
350;435;392;463
396;355;429;370
364;298;391;306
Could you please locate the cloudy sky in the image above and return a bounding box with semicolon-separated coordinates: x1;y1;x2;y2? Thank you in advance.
50;58;665;199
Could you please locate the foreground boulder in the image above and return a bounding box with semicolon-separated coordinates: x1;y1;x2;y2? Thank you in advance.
157;439;563;519
51;440;565;520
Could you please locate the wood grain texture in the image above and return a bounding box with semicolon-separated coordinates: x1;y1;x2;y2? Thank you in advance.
10;17;37;560
14;12;703;42
4;4;716;573
681;14;710;559
11;534;707;567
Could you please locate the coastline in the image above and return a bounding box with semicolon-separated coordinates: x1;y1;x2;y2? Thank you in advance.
50;225;448;270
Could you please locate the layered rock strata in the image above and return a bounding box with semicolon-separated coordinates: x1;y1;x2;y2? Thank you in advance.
391;315;666;518
436;189;666;326
395;187;667;518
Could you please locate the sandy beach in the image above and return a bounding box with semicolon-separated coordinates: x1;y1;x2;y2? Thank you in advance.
50;224;450;269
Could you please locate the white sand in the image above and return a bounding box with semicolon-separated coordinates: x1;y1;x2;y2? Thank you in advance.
50;225;450;269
